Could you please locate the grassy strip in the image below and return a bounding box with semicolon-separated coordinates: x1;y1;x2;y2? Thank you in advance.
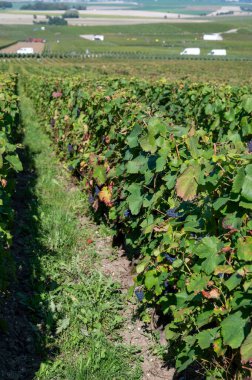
19;86;142;380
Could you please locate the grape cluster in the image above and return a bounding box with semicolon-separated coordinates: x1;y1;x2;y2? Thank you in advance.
88;195;94;204
124;210;131;218
164;253;176;263
164;280;169;290
50;118;55;128
135;289;144;302
68;144;73;153
248;140;252;153
166;208;180;218
95;186;100;196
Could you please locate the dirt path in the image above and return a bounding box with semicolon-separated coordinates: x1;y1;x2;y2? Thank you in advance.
94;230;176;379
0;42;45;54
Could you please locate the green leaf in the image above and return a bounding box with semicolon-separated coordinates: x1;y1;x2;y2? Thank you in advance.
205;104;213;115
222;213;242;230
214;265;234;275
242;96;252;113
237;237;252;261
139;134;157;154
221;311;247;349
239;201;252;210
56;316;70;334
187;136;199;159
147;118;166;136
241;164;252;202
196;328;219;349
196;310;214;328
232;168;245;193
126;155;147;174
5;154;23;172
93;165;106;186
224;109;235;122
176;291;191;307
156;156;166;172
176;163;200;201
145;270;158;290
126;125;141;148
176;347;196;372
186;273;209;293
213;337;227;357
164;174;176;190
136;256;150;274
195;237;224;275
165;323;179;340
127;183;143;215
241;328;252;362
172;259;183;268
224;272;243;291
213;197;229;211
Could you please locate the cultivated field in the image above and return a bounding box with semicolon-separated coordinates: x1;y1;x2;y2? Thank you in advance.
0;41;45;54
0;19;251;59
0;13;47;25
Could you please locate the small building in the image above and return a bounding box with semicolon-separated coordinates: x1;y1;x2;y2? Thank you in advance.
203;34;223;41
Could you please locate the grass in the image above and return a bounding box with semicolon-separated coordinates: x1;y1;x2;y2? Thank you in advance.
17;81;142;380
0;18;252;58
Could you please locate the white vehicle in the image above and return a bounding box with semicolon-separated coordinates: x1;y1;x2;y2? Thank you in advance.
203;34;223;41
180;48;200;56
16;47;34;55
208;49;227;56
94;35;104;41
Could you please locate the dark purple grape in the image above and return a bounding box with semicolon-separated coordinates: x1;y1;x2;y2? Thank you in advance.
95;186;100;196
166;208;179;218
248;140;252;153
164;254;176;263
68;165;74;171
164;280;169;289
88;195;95;204
68;144;74;153
124;210;131;218
135;289;144;302
50;118;55;128
209;168;217;177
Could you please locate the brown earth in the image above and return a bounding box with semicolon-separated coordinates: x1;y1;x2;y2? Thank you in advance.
93;230;176;380
0;42;45;54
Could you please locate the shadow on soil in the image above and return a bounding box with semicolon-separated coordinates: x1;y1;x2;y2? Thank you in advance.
0;127;55;380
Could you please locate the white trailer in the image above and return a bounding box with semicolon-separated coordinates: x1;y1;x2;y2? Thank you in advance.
203;34;223;41
94;35;104;41
16;47;34;55
208;49;227;56
180;48;200;56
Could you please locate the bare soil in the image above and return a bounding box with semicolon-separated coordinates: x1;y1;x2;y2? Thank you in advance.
0;13;46;25
94;232;176;380
0;42;45;54
69;18;208;26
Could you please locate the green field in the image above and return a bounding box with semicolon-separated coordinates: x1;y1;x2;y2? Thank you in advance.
0;18;252;59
